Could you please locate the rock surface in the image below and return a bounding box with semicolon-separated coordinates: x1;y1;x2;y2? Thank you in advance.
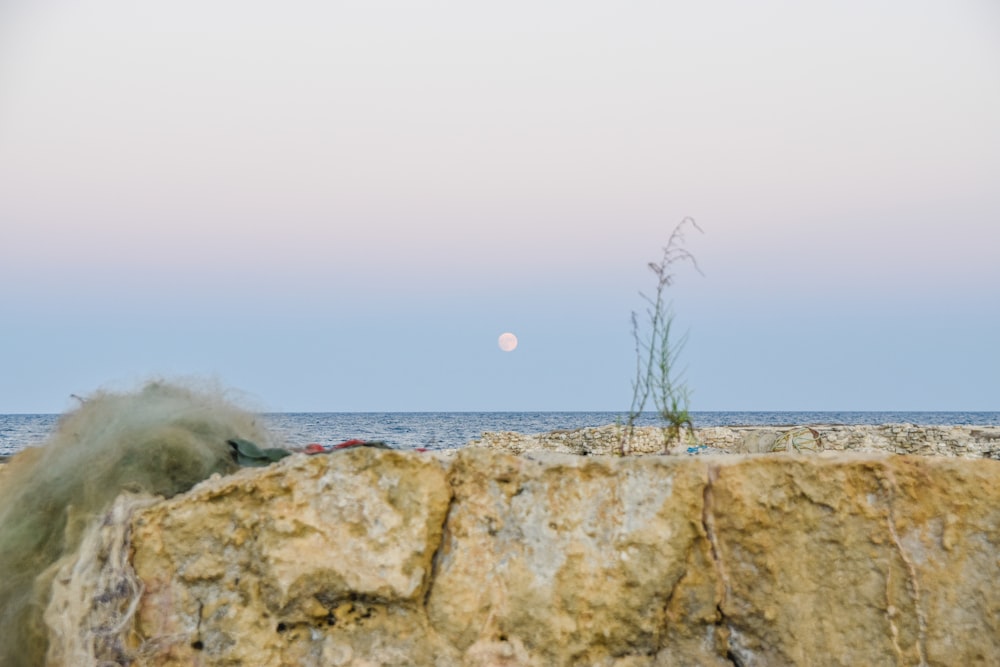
472;423;1000;458
47;446;1000;666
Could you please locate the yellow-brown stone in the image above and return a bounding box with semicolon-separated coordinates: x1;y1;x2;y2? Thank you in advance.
45;448;1000;666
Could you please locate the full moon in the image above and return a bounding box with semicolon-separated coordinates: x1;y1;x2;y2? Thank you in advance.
498;332;518;352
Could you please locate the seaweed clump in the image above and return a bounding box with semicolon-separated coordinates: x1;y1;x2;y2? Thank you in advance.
0;381;276;667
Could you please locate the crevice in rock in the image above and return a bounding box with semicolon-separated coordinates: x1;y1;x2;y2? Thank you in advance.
885;559;904;662
276;592;394;634
701;465;723;574
701;463;737;664
194;599;204;645
880;465;928;667
421;487;457;610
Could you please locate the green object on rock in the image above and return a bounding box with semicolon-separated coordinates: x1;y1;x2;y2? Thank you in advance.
228;438;291;467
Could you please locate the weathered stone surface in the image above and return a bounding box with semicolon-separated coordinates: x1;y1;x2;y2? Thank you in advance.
427;449;727;666
704;454;1000;666
130;447;455;665
46;446;1000;666
472;424;1000;459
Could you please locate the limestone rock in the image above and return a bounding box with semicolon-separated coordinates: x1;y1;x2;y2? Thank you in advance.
130;448;455;665
427;449;727;666
45;447;1000;666
705;454;1000;666
473;424;1000;459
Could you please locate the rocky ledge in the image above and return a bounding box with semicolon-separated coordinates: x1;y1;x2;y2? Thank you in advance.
471;423;1000;459
48;444;1000;666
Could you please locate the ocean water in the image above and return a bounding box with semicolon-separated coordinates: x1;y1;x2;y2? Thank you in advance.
2;411;999;458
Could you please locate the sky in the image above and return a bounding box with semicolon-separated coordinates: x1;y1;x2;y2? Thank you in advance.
1;0;998;413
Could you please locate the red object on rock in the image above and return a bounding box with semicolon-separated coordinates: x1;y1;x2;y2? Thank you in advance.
333;439;366;450
304;443;325;454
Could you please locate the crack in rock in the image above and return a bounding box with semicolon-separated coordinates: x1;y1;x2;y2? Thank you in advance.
701;463;739;665
880;465;928;667
421;485;456;611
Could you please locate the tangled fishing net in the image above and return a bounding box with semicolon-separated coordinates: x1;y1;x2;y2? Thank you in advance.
44;493;159;666
0;381;279;667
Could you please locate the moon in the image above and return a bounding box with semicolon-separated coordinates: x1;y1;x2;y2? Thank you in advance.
498;332;518;352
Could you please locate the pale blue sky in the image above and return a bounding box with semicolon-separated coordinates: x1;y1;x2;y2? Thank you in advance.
1;0;998;413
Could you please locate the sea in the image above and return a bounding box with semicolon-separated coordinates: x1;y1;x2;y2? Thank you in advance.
2;411;999;459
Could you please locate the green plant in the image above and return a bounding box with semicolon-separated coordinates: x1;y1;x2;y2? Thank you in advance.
619;217;702;454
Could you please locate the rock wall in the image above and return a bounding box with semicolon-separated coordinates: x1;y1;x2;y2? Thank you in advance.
46;446;1000;666
471;424;1000;459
